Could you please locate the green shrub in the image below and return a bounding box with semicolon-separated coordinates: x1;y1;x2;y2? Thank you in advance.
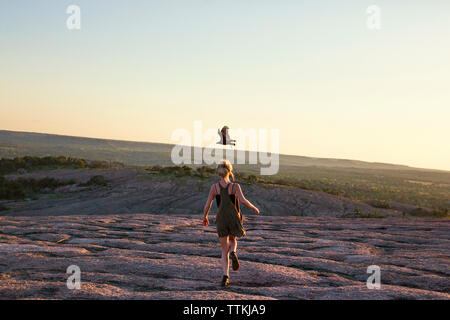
0;176;75;200
368;200;391;209
410;207;449;218
409;207;430;217
181;165;193;175
432;208;449;218
360;211;386;218
196;166;215;178
342;210;386;219
247;174;259;184
235;172;247;180
148;165;163;172
85;175;108;187
0;177;25;200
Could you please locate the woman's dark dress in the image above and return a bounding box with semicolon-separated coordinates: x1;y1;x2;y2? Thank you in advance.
215;183;246;238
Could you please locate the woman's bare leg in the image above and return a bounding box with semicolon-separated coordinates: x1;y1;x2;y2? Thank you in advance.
219;236;230;276
228;235;237;253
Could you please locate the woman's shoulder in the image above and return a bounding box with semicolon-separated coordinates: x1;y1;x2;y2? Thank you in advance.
210;183;220;194
231;182;241;193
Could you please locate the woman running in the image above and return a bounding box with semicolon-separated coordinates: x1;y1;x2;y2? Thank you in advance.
202;160;260;287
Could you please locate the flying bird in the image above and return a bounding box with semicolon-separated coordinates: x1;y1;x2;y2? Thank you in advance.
217;126;236;146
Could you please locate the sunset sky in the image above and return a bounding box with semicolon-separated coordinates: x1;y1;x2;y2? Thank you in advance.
1;1;449;170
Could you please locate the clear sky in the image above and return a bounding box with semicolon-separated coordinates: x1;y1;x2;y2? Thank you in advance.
1;1;449;170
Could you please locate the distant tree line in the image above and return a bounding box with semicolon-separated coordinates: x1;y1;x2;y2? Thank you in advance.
0;156;123;175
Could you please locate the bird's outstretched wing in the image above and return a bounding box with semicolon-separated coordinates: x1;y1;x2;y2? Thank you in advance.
217;129;224;144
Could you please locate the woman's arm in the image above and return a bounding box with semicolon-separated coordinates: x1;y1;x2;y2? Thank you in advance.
234;184;260;214
202;185;216;225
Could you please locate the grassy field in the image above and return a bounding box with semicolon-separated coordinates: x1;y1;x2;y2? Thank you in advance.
267;165;449;212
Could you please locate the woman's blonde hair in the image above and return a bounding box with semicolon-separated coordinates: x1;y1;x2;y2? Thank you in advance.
217;159;234;181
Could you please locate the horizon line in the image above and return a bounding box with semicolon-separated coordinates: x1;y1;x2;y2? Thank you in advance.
1;128;448;173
